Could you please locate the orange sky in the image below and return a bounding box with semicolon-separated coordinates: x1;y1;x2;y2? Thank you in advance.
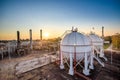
0;26;119;40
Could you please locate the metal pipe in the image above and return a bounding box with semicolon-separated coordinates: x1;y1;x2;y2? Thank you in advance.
74;71;91;80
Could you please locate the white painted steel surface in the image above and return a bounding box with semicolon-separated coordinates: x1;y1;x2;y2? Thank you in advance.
60;30;92;75
61;31;92;60
89;33;103;46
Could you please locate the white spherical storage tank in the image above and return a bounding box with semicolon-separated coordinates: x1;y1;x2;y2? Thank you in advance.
61;31;91;60
88;33;107;61
60;29;93;76
89;33;103;46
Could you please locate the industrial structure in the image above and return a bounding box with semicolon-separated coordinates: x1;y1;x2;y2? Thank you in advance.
89;33;107;62
29;29;33;50
60;27;107;76
0;27;110;80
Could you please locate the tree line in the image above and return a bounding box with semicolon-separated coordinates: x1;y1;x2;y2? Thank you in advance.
104;33;120;50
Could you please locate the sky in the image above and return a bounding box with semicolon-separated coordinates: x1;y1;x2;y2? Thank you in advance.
0;0;120;40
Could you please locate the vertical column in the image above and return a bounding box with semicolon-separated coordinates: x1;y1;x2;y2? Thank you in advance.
40;29;43;49
40;29;42;41
102;26;104;39
100;46;104;57
8;44;11;59
83;52;89;75
68;53;74;75
60;46;64;69
30;29;32;50
101;26;105;58
17;31;20;48
89;49;94;69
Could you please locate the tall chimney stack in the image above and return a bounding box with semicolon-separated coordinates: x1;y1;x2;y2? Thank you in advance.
17;31;20;48
102;26;104;39
40;29;42;41
29;29;32;49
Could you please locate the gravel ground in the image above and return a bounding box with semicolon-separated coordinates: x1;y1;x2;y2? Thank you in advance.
0;51;120;80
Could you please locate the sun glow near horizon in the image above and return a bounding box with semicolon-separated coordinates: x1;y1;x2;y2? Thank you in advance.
44;32;50;39
0;26;119;40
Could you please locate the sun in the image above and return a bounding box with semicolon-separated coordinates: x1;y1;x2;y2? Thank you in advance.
44;32;49;38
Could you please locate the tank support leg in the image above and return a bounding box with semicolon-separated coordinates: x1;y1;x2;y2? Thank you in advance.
68;53;74;75
83;52;90;75
60;52;64;69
